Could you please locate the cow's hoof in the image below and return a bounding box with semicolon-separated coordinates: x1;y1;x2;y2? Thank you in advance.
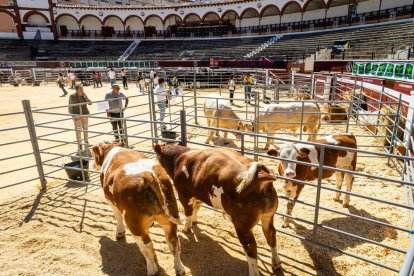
182;227;192;233
281;223;289;229
175;264;186;276
343;203;350;208
116;231;126;240
273;262;282;272
333;197;340;202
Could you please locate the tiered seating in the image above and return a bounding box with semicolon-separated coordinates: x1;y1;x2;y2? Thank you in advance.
128;37;268;60
0;40;32;60
256;21;414;61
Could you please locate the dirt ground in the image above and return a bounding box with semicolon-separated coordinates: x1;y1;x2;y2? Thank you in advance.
0;82;411;275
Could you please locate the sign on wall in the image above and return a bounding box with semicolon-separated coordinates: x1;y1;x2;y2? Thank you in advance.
352;62;414;82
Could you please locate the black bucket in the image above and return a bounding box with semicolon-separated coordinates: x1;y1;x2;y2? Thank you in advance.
64;160;89;181
161;130;178;142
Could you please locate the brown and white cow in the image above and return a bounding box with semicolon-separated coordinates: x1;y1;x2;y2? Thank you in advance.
267;134;357;228
204;93;245;144
240;102;321;149
154;144;281;276
91;141;185;276
323;103;348;122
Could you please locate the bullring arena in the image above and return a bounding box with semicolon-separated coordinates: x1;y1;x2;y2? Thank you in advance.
1;0;414;275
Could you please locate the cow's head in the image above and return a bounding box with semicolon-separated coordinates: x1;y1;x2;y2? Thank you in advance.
267;144;310;179
237;120;254;132
91;141;125;170
267;144;310;200
154;143;189;177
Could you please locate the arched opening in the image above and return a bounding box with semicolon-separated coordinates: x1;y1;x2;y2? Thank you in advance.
281;1;303;24
79;15;102;31
56;14;78;37
79;15;102;37
303;0;326;21
240;8;260;27
26;14;48;27
0;12;16;33
202;12;220;25
183;13;202;26
104;16;124;31
164;14;182;37
124;15;144;37
221;10;238;26
144;15;163;37
260;5;281;26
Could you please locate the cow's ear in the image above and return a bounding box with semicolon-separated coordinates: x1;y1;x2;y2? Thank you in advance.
154;144;162;155
267;148;279;157
298;148;310;158
91;145;103;157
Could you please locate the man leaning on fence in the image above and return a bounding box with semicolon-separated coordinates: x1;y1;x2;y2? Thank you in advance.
105;84;129;142
68;84;92;150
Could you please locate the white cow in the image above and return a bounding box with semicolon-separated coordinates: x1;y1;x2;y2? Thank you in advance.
203;93;244;144
240;102;321;149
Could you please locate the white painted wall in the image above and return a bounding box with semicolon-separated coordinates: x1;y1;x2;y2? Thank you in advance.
17;0;49;9
281;12;302;23
240;17;260;27
357;0;380;14
303;8;326;21
260;15;280;25
326;4;348;18
381;0;413;9
23;31;54;40
0;32;19;39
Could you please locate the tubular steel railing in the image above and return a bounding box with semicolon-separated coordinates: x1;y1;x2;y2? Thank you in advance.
2;70;414;273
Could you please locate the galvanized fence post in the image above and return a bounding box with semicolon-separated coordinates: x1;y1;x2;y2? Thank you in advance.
22;100;47;190
149;82;159;143
375;86;385;135
180;110;187;147
253;90;259;161
312;145;326;240
387;93;403;164
193;72;198;125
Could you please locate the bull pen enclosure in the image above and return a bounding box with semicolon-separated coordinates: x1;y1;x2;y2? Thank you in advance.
1;69;414;275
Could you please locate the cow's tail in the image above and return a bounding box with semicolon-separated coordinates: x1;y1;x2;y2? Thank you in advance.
236;162;275;195
148;173;183;225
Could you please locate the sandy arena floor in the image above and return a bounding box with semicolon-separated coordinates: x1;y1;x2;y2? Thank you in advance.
0;82;411;275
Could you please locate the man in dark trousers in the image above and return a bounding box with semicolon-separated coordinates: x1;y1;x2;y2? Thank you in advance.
105;84;129;142
68;84;92;150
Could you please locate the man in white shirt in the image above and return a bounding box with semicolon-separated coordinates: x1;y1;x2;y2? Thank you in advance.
108;68;116;86
154;78;168;130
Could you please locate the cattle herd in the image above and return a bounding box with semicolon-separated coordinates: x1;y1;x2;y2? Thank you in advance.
91;94;358;276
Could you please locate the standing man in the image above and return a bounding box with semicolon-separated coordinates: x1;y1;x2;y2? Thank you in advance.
108;67;116;86
68;70;76;89
154;78;168;130
105;84;129;142
57;72;68;97
121;68;128;89
228;74;235;104
243;72;253;104
68;84;92;150
96;71;103;88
